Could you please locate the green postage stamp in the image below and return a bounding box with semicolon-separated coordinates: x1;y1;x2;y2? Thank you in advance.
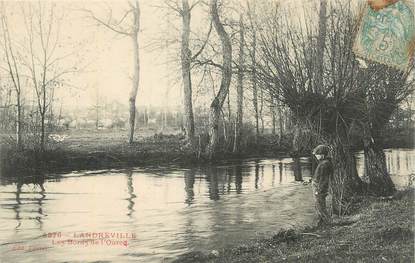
353;0;415;71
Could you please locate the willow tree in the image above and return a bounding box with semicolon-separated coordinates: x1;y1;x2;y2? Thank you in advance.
207;0;232;158
255;2;370;213
362;64;414;196
85;1;140;144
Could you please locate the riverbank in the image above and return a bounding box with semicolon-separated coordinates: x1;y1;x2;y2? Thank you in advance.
175;189;414;263
0;130;290;177
1;128;412;178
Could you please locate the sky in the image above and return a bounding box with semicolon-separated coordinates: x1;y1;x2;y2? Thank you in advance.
62;0;178;108
3;0;181;110
3;0;363;111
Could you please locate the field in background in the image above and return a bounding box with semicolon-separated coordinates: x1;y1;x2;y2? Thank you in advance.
54;128;183;152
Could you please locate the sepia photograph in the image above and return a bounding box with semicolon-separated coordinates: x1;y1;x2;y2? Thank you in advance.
0;0;414;262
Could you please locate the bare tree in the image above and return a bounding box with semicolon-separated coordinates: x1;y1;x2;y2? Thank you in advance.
207;0;232;158
158;0;211;147
84;1;140;144
1;6;23;147
362;64;414;196
246;1;259;143
259;82;264;133
0;83;13;131
233;13;244;153
92;85;101;130
254;1;370;212
21;2;79;151
180;0;195;145
315;0;327;92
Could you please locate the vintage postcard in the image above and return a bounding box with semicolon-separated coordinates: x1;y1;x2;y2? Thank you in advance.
0;0;414;262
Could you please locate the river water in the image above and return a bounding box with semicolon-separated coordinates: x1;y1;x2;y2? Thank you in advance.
0;148;413;263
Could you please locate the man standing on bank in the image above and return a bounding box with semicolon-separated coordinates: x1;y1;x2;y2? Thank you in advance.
312;144;333;226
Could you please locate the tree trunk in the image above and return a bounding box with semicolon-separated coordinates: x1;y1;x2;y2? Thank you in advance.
330;138;364;215
222;110;228;144
3;90;11;130
128;2;140;145
207;0;232;159
233;14;244;153
143;107;148;126
163;110;167;131
271;104;276;136
48;89;55;130
247;0;259;142
16;92;22;147
259;86;264;134
363;137;395;196
40;82;47;151
96;108;99;130
40;111;45;151
277;104;284;145
128;36;139;144
292;120;303;156
251;31;259;143
181;0;195;145
208;101;222;157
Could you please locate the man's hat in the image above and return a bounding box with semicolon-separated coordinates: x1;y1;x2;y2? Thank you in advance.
312;145;330;156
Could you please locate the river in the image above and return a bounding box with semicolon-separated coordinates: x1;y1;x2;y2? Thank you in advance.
0;148;413;263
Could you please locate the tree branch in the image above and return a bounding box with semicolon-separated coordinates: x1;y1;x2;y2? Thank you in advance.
191;21;212;61
81;8;132;36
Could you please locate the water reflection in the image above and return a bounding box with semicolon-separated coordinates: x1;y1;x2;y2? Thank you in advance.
3;176;47;233
292;157;303;182
226;168;232;194
385;149;414;176
234;166;242;194
0;149;413;263
207;168;220;201
272;165;276;186
184;169;195;205
125;170;136;217
356;149;414;187
255;161;260;189
13;183;22;230
35;181;46;230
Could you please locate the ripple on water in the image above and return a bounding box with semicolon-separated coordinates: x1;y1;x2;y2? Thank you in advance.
0;149;413;262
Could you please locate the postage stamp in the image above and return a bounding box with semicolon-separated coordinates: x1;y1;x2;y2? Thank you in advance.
353;0;415;71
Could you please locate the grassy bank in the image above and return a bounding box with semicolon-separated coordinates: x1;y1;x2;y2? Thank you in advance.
174;189;414;263
0;129;289;177
1;128;411;178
